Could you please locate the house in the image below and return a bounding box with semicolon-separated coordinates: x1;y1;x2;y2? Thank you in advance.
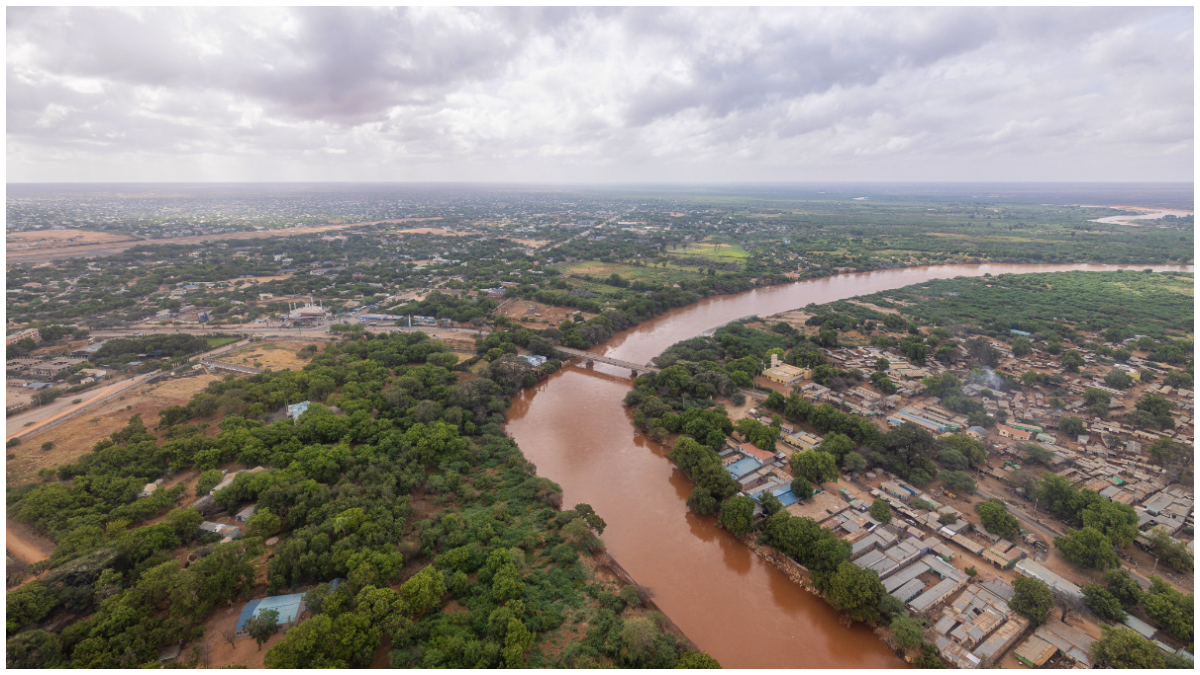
138;478;165;498
737;442;776;463
761;354;810;386
982;540;1027;569
1014;559;1083;602
234;592;307;637
286;401;310;419
1014;635;1057;667
199;522;241;540
236;504;258;523
996;425;1032;441
726;456;762;479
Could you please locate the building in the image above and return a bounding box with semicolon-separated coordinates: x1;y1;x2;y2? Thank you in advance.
236;504;258;523
1014;635;1057;667
31;360;75;378
200;522;241;540
996;425;1032;441
6;328;41;345
1013;559;1083;603
287;401;310;419
234;592;308;637
982;540;1027;570
762;354;810;386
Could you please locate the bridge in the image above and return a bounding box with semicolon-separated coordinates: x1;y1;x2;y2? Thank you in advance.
553;346;660;377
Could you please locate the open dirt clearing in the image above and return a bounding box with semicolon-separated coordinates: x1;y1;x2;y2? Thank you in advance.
392;226;467;236
227;340;324;371
497;298;594;327
6;229;133;250
6;219;434;265
6;372;220;485
6;517;55;565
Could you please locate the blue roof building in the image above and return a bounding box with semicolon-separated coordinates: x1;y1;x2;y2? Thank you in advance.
726;457;762;479
234;593;306;636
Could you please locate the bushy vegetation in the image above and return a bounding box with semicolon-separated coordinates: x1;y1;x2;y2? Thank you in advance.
6;330;713;668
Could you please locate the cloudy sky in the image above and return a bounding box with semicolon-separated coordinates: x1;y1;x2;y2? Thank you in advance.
6;6;1194;183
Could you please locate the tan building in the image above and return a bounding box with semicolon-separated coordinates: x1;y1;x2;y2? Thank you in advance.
6;328;41;345
762;354;810;386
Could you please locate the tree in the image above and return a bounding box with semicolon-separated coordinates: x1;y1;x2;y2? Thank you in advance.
686;486;718;515
718;496;755;537
1090;626;1168;669
1061;350;1084;373
1083;387;1112;417
1148;437;1189;468
1144;528;1194;572
891;616;925;650
676;651;722;668
874;358;890;371
502;617;535;667
1142;578;1193;643
264;612;380;668
869;498;892;525
1082;584;1126;622
399;565;447;616
1055;527;1119;570
1058;415;1085;437
1101;569;1143;608
244;509;281;538
790;476;813;501
975;499;1019;539
790;450;838;485
246;608;280;650
759;491;784;517
1080;501;1139;547
824;562;883;624
1011;336;1032;357
913;643;947;668
1024;443;1055;466
1134;393;1175;429
1011;577;1055;625
572;503;607;535
841;452;867;473
1103;369;1133;390
5;629;64;668
939;470;976;495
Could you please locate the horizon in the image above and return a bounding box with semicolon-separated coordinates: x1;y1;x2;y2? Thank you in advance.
7;7;1193;184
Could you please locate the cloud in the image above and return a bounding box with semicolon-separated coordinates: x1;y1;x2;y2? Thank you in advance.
5;6;1193;182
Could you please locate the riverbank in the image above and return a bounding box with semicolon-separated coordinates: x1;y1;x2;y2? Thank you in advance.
505;261;1192;668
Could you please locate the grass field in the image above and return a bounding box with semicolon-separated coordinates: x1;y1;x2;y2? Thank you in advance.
205;336;240;348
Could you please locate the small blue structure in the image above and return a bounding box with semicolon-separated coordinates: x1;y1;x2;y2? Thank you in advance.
520;355;548;367
726;457;762;479
286;401;310;419
770;484;800;507
1009;329;1031;337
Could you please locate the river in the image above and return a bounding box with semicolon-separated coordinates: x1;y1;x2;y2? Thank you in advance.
505;262;1192;669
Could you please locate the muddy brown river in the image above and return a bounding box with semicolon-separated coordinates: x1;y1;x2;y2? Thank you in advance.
506;263;1192;668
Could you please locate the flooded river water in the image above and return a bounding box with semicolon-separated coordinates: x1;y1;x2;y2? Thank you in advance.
505;263;1192;668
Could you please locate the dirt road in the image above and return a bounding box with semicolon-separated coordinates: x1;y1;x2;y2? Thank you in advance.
5;217;442;264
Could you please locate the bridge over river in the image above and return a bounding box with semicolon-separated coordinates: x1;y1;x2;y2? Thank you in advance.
553;346;660;377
